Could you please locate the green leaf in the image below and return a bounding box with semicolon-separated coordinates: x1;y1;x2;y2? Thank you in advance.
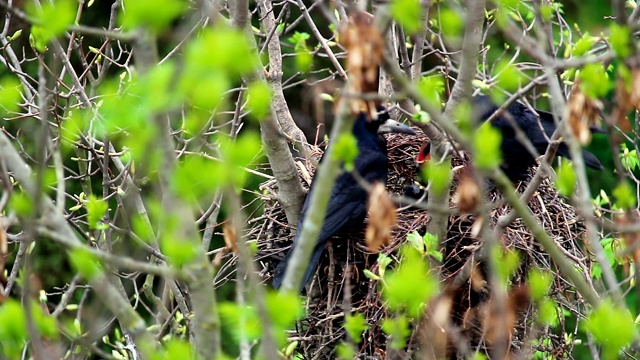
421;160;452;196
9;191;33;217
160;237;198;267
391;0;423;34
0;300;28;358
334;133;359;171
613;182;636;210
620;145;639;171
406;231;425;254
423;232;442;262
219;302;261;344
246;81;272;121
29;26;49;52
8;29;22;42
184;27;258;78
120;0;187;32
454;100;474;135
265;291;304;346
591;263;602;280
474;123;503;170
493;60;523;93
86;195;108;229
69;248;103;279
537;298;558;326
555;161;576;196
284;341;299;357
610;24;631;58
172;155;222;202
363;269;381;281
219;131;263;186
572;33;595;57
418;75;445;109
381;315;411;349
377;253;392;277
578;64;613;99
584;300;635;357
132;214;154;243
60;110;88;147
337;343;356;360
344;313;367;341
138;62;181;112
185;73;229;111
0;76;21;115
539;3;553;21
162;339;192;360
440;8;463;40
528;270;552;301
289;32;310;50
32;300;58;338
383;246;438;317
497;0;521;8
491;247;520;285
294;51;313;72
27;0;75;39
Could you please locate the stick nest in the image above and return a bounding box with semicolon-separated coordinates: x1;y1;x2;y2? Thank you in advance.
227;130;593;359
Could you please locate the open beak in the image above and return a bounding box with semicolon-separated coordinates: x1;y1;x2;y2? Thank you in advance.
416;141;431;166
377;119;416;135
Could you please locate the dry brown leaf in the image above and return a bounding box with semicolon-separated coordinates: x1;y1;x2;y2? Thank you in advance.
482;285;530;350
418;293;453;359
454;174;481;214
338;10;384;119
469;264;488;293
213;251;226;267
566;82;602;145
222;221;238;253
470;216;484;239
615;210;640;264
611;67;640;132
365;183;397;252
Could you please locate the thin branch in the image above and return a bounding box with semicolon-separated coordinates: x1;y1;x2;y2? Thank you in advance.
0;131;158;355
278;98;352;292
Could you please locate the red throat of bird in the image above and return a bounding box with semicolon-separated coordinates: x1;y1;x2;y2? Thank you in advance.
416;141;431;165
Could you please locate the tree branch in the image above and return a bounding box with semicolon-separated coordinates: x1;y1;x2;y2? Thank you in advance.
278;99;353;292
0;131;159;357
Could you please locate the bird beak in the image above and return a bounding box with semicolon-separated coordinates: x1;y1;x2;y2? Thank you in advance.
416;141;431;166
377;119;416;135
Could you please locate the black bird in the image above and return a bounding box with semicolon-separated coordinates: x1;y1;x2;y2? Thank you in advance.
414;96;604;182
272;110;416;292
473;95;604;181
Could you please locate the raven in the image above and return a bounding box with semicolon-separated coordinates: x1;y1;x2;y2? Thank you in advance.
473;95;604;181
415;96;604;182
272;110;416;292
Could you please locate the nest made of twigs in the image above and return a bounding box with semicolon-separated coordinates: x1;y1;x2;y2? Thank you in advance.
229;129;592;359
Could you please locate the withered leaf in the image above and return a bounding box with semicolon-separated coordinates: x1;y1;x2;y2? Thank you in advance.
615;210;640;264
611;67;640;132
222;220;238;253
454;174;481;214
365;183;397;253
338;10;384;119
566;82;603;145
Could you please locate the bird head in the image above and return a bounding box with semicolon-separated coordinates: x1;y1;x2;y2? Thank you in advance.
366;107;416;135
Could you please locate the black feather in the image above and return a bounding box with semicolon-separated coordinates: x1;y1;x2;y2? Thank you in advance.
273;112;393;292
473;95;604;181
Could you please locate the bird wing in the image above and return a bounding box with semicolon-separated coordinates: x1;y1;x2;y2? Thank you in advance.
537;109;604;170
272;175;368;290
273;150;387;291
304;148;388;244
